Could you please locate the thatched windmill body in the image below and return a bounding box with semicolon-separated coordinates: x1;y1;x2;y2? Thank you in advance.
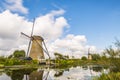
21;19;50;61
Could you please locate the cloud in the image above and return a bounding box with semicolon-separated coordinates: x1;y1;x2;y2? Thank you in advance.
34;9;68;40
0;9;69;57
0;10;30;39
47;34;97;58
0;10;32;54
0;9;97;58
2;0;28;14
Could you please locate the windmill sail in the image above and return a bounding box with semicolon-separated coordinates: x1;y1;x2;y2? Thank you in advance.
27;19;35;57
27;40;32;57
43;40;50;59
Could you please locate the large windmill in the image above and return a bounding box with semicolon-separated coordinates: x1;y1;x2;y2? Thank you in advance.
21;19;50;61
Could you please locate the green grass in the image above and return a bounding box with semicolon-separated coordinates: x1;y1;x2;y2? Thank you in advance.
93;72;120;80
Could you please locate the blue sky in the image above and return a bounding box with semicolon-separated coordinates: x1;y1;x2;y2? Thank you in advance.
21;0;120;49
0;0;120;57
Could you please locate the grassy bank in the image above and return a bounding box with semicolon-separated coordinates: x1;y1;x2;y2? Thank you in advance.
93;72;120;80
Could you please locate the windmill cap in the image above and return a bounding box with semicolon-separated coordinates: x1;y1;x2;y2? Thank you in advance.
32;35;44;41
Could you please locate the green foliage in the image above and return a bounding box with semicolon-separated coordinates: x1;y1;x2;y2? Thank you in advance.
11;70;24;80
94;72;120;80
4;58;38;66
4;59;24;66
8;55;13;59
114;38;120;49
54;52;68;60
55;59;83;68
101;55;107;60
104;46;118;58
13;50;25;58
97;55;109;67
32;60;38;64
54;52;63;59
64;55;69;59
103;39;120;72
110;58;120;72
81;56;87;60
92;54;101;61
0;56;6;64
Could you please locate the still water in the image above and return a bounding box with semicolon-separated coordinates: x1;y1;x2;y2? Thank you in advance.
0;66;108;80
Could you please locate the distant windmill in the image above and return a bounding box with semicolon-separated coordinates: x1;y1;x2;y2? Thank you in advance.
21;19;50;61
88;48;92;60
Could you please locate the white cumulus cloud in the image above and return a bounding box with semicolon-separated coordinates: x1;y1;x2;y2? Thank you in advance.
0;9;97;58
34;9;68;41
47;34;97;58
2;0;28;14
0;9;69;57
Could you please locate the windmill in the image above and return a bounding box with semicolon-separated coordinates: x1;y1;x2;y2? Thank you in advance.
21;19;50;62
88;48;92;60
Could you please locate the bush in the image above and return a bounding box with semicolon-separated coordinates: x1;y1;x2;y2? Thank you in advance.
0;56;6;64
13;50;25;58
81;56;87;60
4;59;24;66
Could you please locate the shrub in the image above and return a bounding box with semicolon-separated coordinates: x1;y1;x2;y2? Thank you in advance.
81;56;87;60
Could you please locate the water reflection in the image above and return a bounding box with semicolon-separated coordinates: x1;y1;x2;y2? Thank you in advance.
92;66;103;72
5;68;37;80
29;70;44;80
54;70;64;77
82;65;103;72
4;68;50;80
0;66;108;80
82;65;88;70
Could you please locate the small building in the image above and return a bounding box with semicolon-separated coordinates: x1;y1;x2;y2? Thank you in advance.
88;53;92;60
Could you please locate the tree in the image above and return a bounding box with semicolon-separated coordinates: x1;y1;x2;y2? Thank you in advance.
114;39;120;57
81;56;87;60
91;54;101;61
104;46;118;58
104;39;120;58
101;55;107;60
64;55;69;59
8;54;13;59
13;50;25;58
103;39;120;72
0;56;6;64
54;52;67;59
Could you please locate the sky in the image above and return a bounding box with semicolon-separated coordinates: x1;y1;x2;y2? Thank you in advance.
0;0;120;58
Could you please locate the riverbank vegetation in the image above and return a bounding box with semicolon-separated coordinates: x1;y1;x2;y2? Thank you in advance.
0;40;120;79
0;50;38;68
93;39;120;80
